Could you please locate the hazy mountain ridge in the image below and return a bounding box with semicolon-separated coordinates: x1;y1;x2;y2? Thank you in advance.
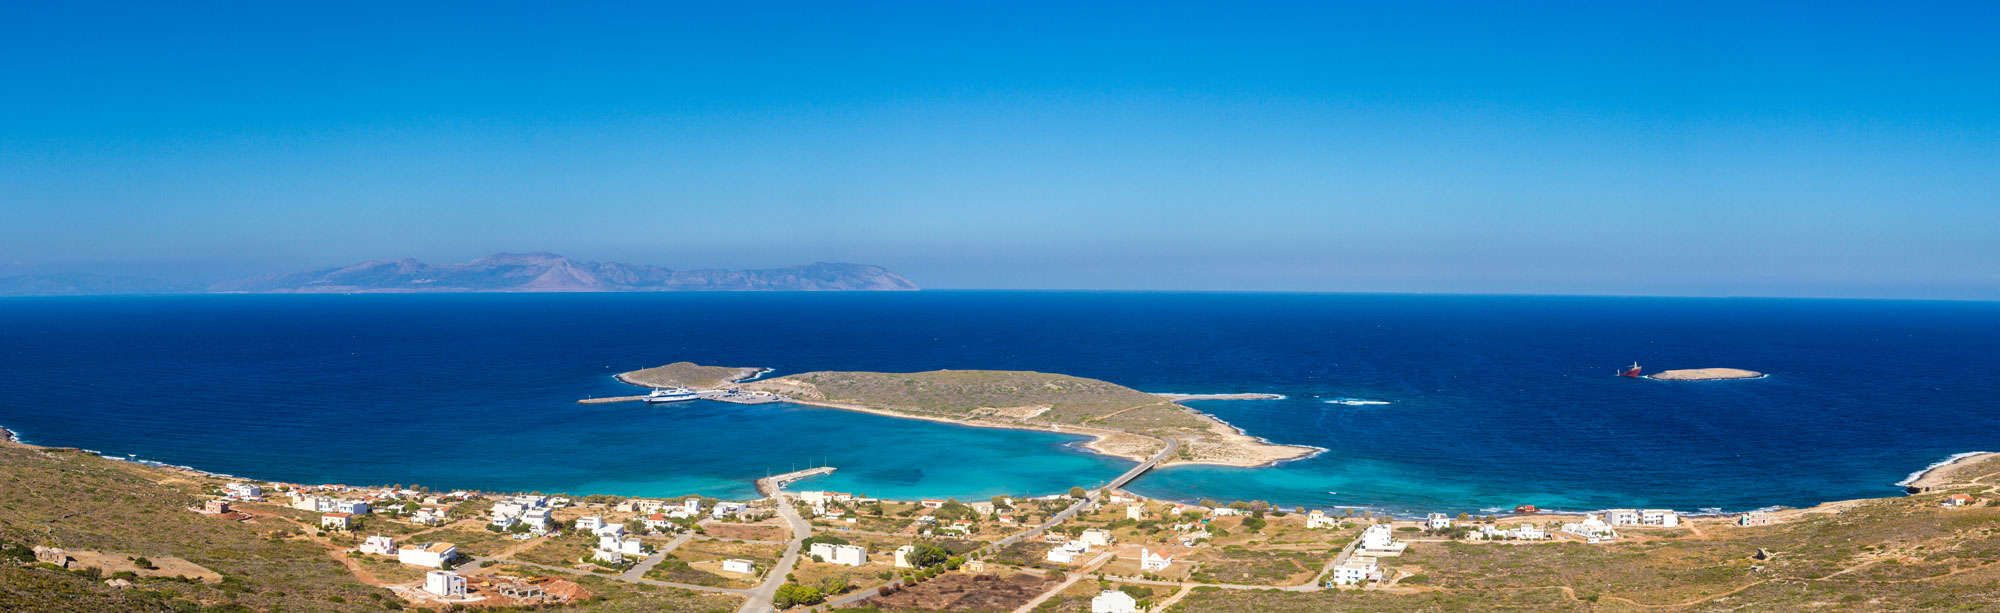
0;253;917;295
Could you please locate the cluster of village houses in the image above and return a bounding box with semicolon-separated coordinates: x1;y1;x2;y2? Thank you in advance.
188;477;1849;609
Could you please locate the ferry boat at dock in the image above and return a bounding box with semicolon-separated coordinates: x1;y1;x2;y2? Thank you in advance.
642;387;700;403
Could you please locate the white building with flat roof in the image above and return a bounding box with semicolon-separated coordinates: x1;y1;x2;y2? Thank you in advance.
809;542;867;567
1604;509;1641;526
722;559;756;575
1332;555;1379;585
1080;528;1113;546
423;570;466;598
398;543;456;569
1306;510;1340;529
1426;513;1452;530
1640;509;1680;527
1359;523;1405;555
1091;589;1138;613
359;535;397;556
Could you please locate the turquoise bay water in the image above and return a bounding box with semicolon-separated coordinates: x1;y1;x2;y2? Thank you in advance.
2;292;1997;514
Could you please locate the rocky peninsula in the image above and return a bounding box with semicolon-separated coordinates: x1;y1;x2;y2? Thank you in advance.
619;364;1320;468
1646;367;1765;381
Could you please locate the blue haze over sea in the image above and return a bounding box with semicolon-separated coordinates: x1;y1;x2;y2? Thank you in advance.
2;292;1996;515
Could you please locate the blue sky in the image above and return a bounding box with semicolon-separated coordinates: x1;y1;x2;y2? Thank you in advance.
2;2;1996;297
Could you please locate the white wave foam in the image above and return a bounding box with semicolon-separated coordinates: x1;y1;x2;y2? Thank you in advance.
1895;451;1994;487
1325;398;1390;406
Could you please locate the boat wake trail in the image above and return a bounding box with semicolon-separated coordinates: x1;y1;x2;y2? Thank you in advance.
1325;398;1391;406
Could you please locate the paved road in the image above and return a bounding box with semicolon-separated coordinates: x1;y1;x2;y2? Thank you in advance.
739;483;815;613
621;532;696;581
1009;552;1113;613
820;438;1183;611
986;436;1180;554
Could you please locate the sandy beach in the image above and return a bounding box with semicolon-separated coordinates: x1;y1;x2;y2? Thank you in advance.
769;397;1315;469
1901;451;2000;492
1646;368;1765;381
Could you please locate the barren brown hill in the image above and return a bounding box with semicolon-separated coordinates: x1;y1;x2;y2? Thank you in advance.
617;362;766;389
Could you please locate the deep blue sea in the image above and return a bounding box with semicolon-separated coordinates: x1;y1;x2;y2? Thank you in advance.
2;292;1997;516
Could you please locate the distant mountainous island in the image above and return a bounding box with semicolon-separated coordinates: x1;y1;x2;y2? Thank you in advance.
0;252;918;296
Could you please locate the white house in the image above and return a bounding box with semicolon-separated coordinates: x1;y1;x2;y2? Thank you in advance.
1090;589;1139;613
894;545;915;568
722;559;756;575
224;483;262;499
423;570;467;598
1511;523;1547;540
1562;514;1618;542
1080;528;1113;547
594;523;627;539
1639;509;1680;527
490;515;520;530
643;513;672;531
619;537;646;556
1126;504;1145;520
413;508;447;526
809;542;867;567
575;516;606;532
1138;549;1172;571
1332;555;1379;585
711;502;748;518
1306;510;1340;529
1426;513;1453;530
398;543;457;568
292;494;329;511
1359;524;1405;555
1176;530;1212;547
1603;509;1641;526
359;535;397;556
1211;507;1243;517
1046;540;1090;564
592;547;624;564
521;508;553;531
333;500;370;515
321;513;356;530
491;501;527;519
598;535;623;552
682;497;704;515
1739;511;1775;526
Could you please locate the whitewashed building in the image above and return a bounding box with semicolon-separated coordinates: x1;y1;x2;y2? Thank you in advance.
1332;555;1380;585
1080;528;1113;546
423;570;467;598
1640;509;1680;527
722;558;756;574
575;516;606;532
1426;513;1452;530
1306;510;1340;529
809;542;867;567
398;543;456;568
1603;509;1642;526
1091;589;1139;613
1359;524;1405;555
1138;548;1172;571
224;483;262;499
894;545;915;568
359;535;397;556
